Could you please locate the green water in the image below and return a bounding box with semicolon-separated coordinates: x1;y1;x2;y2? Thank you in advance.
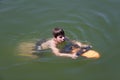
0;0;120;80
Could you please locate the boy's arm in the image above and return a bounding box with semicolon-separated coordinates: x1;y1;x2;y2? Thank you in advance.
50;45;77;59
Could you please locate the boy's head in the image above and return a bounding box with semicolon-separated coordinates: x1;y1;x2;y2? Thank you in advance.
52;27;65;43
52;27;65;38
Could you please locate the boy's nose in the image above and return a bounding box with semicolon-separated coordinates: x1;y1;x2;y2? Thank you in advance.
62;37;65;41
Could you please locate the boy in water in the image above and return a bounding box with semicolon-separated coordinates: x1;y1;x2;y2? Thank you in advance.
34;27;100;59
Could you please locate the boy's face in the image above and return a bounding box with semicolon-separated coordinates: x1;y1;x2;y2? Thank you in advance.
56;35;65;43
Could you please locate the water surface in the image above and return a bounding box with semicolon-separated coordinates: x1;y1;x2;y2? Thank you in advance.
0;0;120;80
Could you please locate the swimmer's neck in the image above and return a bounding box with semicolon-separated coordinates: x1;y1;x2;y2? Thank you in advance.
53;38;60;45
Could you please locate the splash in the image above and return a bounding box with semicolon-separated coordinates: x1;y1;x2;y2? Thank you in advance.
17;41;38;58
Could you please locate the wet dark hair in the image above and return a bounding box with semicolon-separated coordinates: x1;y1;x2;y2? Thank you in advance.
52;27;65;38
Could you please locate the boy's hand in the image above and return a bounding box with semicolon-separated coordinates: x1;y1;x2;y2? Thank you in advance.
71;54;78;59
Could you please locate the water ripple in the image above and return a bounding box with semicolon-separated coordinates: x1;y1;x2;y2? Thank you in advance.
89;10;111;25
68;11;113;45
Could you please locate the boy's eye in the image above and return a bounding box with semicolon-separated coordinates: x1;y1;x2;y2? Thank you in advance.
59;36;62;38
59;35;64;38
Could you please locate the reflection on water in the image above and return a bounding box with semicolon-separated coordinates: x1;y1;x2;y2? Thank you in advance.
0;0;120;80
